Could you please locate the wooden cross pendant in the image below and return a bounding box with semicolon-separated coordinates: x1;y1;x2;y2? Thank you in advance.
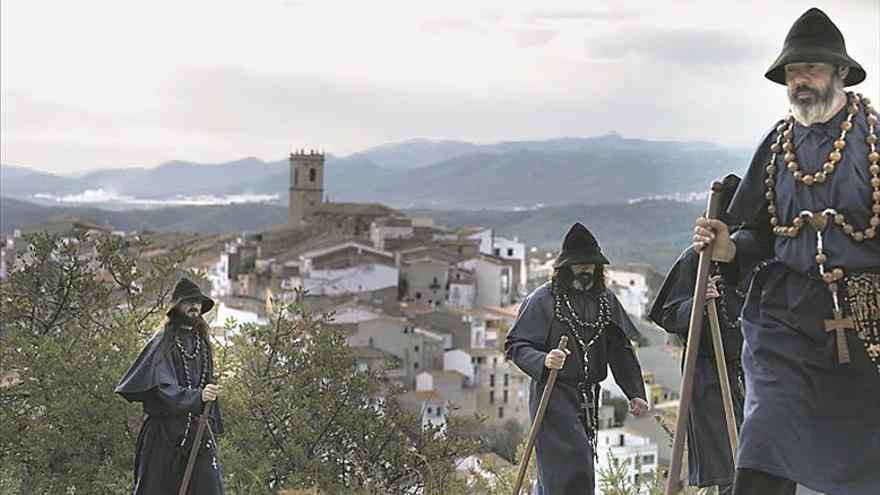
824;308;855;364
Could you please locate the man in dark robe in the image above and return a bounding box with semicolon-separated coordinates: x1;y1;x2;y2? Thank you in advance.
505;222;649;495
693;8;880;495
116;277;226;495
650;175;745;495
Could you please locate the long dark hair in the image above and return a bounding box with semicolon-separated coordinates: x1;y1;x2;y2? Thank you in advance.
549;264;606;297
157;314;214;385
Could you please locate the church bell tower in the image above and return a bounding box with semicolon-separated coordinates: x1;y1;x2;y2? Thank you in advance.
289;150;324;227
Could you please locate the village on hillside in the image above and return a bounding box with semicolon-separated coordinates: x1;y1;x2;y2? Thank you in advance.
0;150;688;484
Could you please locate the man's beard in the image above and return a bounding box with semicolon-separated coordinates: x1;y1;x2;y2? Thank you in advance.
172;308;203;328
571;273;594;292
789;75;844;126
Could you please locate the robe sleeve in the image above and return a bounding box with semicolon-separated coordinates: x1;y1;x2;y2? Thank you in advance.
504;286;553;383
720;123;778;286
650;249;699;335
115;331;204;414
606;291;647;401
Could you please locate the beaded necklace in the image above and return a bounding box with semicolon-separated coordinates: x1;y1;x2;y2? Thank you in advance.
175;328;210;448
552;283;611;456
763;91;879;365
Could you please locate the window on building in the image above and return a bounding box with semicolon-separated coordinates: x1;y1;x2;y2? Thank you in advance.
619;434;625;446
416;292;422;300
490;374;495;387
642;454;655;465
507;248;514;256
489;391;495;404
414;345;420;352
369;337;374;346
309;168;316;182
426;407;432;415
494;248;500;256
294;169;299;185
504;373;509;386
498;407;504;418
492;357;498;369
630;279;636;285
503;390;508;403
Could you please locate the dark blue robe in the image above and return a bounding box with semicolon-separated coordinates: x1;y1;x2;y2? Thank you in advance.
505;284;647;495
723;103;880;495
649;248;745;488
115;327;226;495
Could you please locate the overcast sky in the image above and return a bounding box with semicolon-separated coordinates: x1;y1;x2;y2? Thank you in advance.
2;0;878;174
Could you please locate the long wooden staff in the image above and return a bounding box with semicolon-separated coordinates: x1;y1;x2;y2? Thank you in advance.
511;336;569;495
665;182;723;495
178;388;216;495
707;299;739;462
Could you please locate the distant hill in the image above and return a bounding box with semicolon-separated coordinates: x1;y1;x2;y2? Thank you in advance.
2;196;700;272
0;197;288;235
1;135;750;209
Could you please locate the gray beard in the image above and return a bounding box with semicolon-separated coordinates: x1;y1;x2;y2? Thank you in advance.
572;277;594;291
789;77;844;127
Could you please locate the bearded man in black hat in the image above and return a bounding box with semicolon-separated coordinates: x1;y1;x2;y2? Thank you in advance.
116;277;226;494
693;8;880;495
505;223;648;495
651;175;745;495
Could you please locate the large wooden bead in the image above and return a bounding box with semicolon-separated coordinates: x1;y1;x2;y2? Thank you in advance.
873;204;880;214
827;283;839;294
873;191;880;201
788;161;799;172
770;216;780;226
834;213;846;224
869;151;880;163
854;232;865;242
793;171;804;181
766;191;775;201
868;114;879;126
815;171;827;183
771;142;782;153
867;134;878;145
867;227;877;239
848;105;859;115
824;162;836;174
833;139;846;150
832;268;844;279
815;253;827;264
783;141;794;152
823;272;835;284
871;177;880;188
840;120;854;132
768;204;777;214
767;164;777;175
784;152;796;163
843;224;855;235
870;164;880;174
802;174;814;185
793;217;805;228
784;129;794;140
829;150;842;162
765;177;775;187
871;216;880;227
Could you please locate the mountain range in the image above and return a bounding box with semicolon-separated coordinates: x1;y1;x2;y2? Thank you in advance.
1;134;752;209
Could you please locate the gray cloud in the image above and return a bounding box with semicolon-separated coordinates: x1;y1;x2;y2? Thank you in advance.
588;28;765;65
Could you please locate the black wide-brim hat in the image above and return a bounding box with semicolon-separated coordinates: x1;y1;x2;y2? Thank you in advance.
716;173;742;226
552;222;610;269
765;8;865;86
166;277;214;316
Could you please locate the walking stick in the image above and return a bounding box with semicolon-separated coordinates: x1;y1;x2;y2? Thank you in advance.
178;389;215;495
707;299;739;463
511;335;569;495
665;182;723;495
